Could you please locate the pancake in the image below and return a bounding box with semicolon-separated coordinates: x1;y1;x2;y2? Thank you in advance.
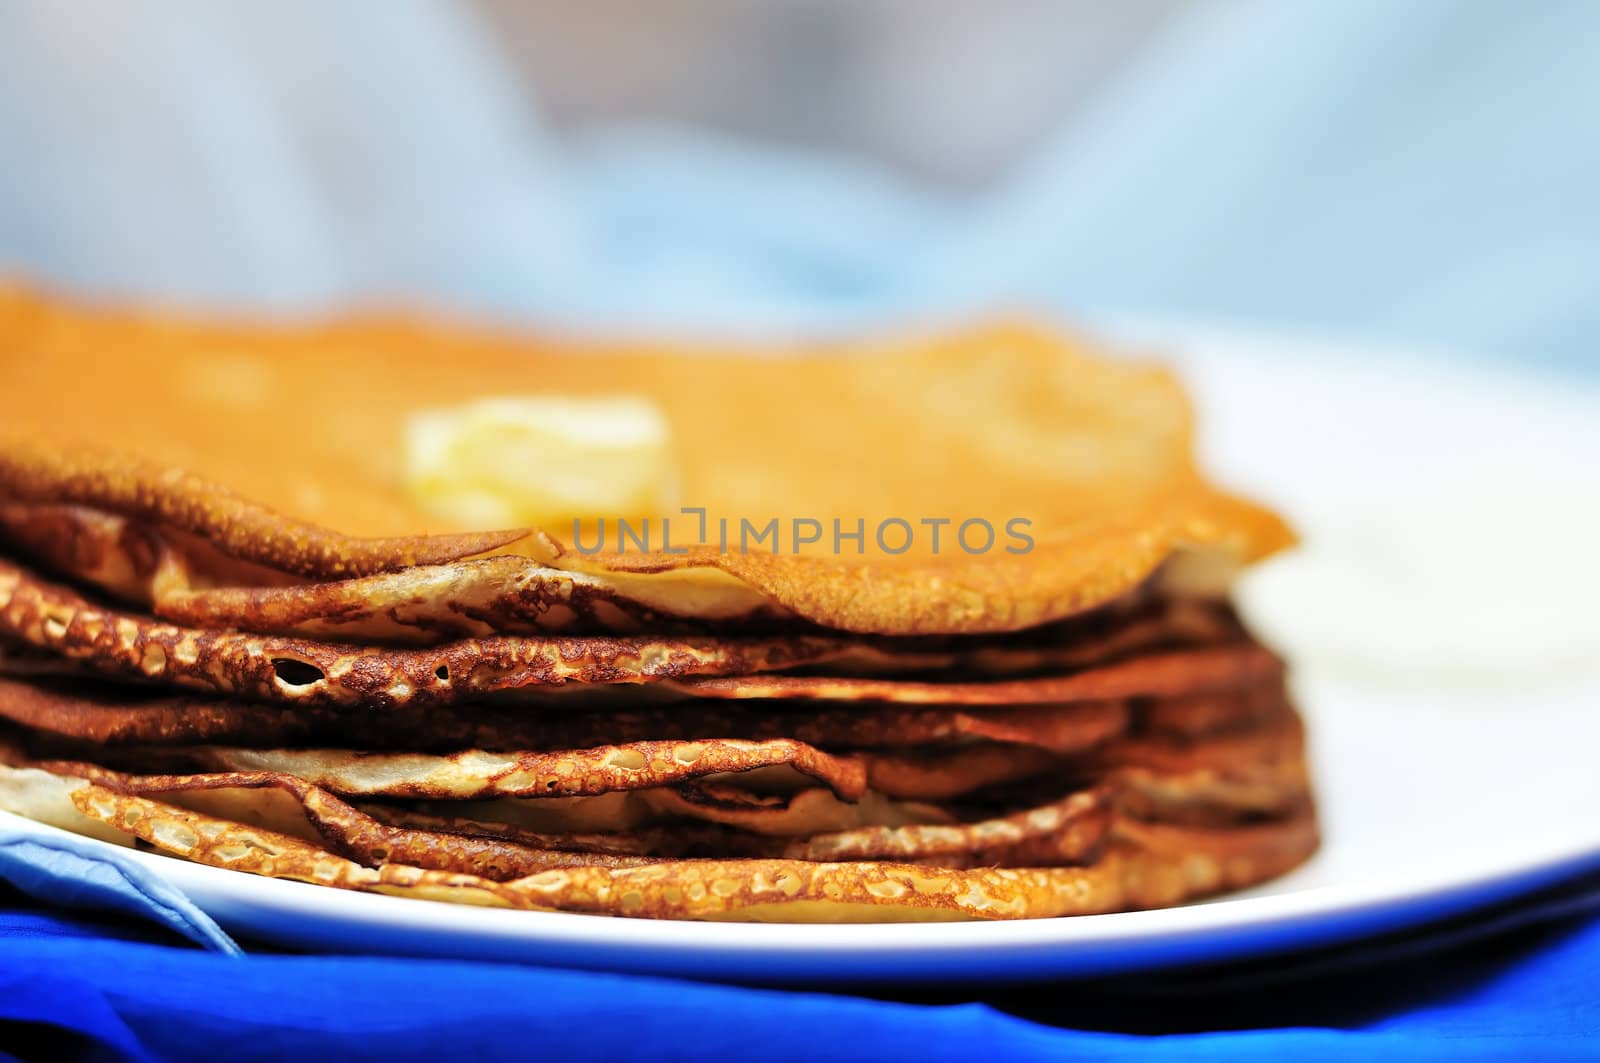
0;504;788;638
0;633;1315;914
0;287;1293;636
0;559;854;707
0;674;1125;752
92;739;872;801
12;695;1309;841
0;558;1276;713
0;286;1318;922
0;446;525;581
358;788;1118;868
668;643;1284;705
2;747;1314;919
1;500;1253;665
0;674;1285;756
51;774;1317;920
466;785;958;837
19;758;1118;873
68;739;1066;804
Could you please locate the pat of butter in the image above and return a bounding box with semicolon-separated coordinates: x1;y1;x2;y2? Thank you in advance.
405;396;679;527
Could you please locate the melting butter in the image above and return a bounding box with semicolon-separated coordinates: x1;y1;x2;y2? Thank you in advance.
406;396;678;528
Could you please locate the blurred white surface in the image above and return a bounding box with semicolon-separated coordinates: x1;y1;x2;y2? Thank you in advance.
1111;321;1600;687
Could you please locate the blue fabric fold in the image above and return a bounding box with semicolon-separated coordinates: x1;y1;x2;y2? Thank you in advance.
2;887;1600;1062
0;827;238;955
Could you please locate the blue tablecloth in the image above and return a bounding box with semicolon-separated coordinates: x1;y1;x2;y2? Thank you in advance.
4;871;1600;1061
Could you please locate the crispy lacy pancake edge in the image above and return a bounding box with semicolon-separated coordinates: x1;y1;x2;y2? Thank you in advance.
18;758;1124;875
58;776;1317;921
92;739;873;801
0;672;1140;752
0;559;1281;710
0;560;855;707
0;671;1288;754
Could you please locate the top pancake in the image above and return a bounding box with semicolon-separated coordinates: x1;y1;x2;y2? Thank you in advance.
0;286;1293;634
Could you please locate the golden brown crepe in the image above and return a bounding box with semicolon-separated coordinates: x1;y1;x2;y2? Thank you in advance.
0;286;1316;922
0;285;1292;635
0;675;1283;754
0;559;854;706
0;755;1315;918
44;773;1315;920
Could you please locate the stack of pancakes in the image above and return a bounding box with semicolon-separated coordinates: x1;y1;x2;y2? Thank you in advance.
0;288;1316;921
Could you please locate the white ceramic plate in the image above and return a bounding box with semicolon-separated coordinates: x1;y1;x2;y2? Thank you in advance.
7;325;1600;985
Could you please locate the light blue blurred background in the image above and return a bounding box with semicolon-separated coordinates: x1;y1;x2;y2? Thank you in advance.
0;0;1595;370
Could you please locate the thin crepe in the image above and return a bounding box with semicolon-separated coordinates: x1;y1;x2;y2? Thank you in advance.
0;757;1315;918
15;759;1120;874
0;286;1294;636
0;676;1286;762
0;560;853;707
64;777;1319;920
0;560;1281;710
